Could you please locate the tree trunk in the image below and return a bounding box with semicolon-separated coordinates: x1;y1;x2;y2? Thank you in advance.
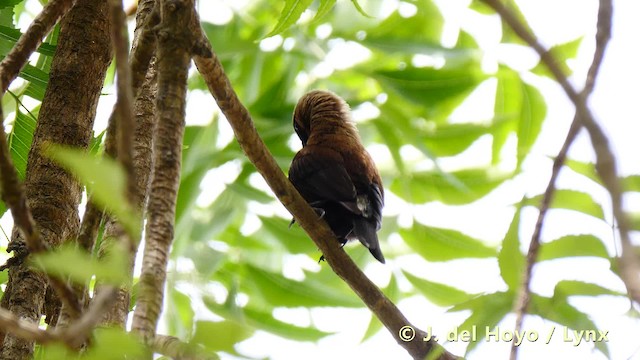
0;0;112;358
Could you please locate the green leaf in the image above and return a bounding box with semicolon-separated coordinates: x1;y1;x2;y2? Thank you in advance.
312;0;336;22
167;288;195;338
498;206;524;290
227;182;273;204
530;294;609;357
256;215;316;254
553;280;624;299
492;66;520;164
20;63;49;100
364;1;444;45
31;244;129;285
631;212;640;231
538;235;609;261
564;158;600;185
448;291;513;354
349;0;372;18
0;7;13;34
371;119;405;173
243;265;362;308
523;189;605;220
0;1;22;10
403;271;476;306
192;320;252;353
8;106;37;179
44;145;140;235
38;343;74;360
390;168;511;205
622;174;640;193
205;300;333;342
182;242;225;277
423;122;493;157
532;37;583;78
89;130;105;156
498;0;530;46
266;0;314;37
176;122;220;226
82;328;147;360
0;25;56;56
373;63;484;113
517;83;546;166
400;224;497;262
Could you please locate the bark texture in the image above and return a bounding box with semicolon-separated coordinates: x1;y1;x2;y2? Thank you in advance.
95;0;158;328
0;0;112;358
131;0;195;343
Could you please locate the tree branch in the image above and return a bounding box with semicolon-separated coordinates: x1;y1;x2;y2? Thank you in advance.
0;0;75;94
131;0;195;344
108;0;136;202
477;0;635;358
151;334;219;360
192;22;458;360
93;0;158;328
0;307;56;344
0;286;117;348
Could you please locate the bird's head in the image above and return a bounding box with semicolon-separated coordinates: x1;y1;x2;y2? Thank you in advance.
293;90;353;146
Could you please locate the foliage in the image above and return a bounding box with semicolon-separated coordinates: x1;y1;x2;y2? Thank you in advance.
0;0;633;359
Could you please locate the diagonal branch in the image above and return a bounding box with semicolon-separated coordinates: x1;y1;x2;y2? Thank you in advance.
151;334;219;360
0;286;117;348
0;0;75;94
478;0;636;358
192;25;457;360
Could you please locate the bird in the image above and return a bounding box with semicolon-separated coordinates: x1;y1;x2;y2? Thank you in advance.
288;90;385;263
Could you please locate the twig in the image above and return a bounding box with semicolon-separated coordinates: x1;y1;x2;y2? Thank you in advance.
478;0;633;358
59;286;118;348
0;0;75;94
93;0;158;328
192;25;457;360
131;0;195;342
0;286;117;347
0;307;56;344
108;0;136;202
151;334;219;360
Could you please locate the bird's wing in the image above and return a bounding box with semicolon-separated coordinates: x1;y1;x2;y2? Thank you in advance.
289;146;357;206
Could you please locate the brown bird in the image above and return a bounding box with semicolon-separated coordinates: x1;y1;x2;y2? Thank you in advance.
288;90;385;263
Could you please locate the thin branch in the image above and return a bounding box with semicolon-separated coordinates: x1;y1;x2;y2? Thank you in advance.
192;25;457;360
108;0;136;202
480;0;633;358
93;0;158;328
151;334;219;360
59;286;118;348
0;286;117;348
131;0;195;343
0;307;56;344
0;0;75;94
511;121;581;360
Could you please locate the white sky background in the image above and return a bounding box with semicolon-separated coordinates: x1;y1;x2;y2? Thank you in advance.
0;0;638;359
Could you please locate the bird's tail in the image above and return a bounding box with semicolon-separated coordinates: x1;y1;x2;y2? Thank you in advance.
353;218;385;264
